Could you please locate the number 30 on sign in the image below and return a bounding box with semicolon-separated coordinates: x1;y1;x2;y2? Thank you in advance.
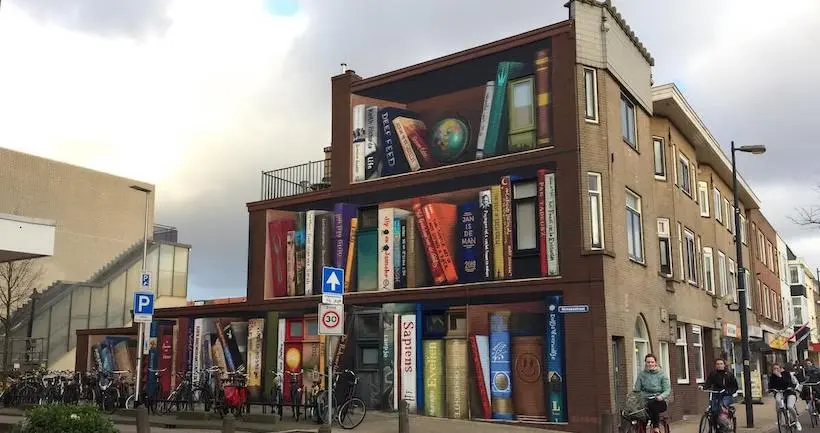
318;303;344;336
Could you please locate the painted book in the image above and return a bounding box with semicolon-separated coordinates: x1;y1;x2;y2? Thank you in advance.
344;218;358;292
445;338;469;419
490;186;504;279
535;48;551;147
378;208;411;291
315;213;333;291
457;202;483;283
393;115;436;170
379;107;415;175
422;203;459;284
398;220;408;288
500;176;513;278
356;207;379;292
478;190;493;280
411;200;445;285
470;335;492;419
352;104;366;182
544;171;560;276
286;231;296;296
512;336;547;420
267;219;293;298
246;318;264;401
423;339;444;417
333;203;359;269
483;61;526;157
294;212;307;296
364;105;382;179
400;314;418;411
475;81;495;159
405;215;431;288
489;311;513;420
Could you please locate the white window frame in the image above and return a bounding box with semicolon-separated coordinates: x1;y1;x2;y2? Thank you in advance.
703;247;715;294
728;258;737;303
588;172;604;250
698;181;710;217
684;229;697;285
677;223;684;281
793;296;805;324
758;232;766;263
653;137;666;180
659;341;671;382
658;218;673;277
790;265;802;285
717;251;727;298
692;325;705;383
678;153;692;196
745;272;752;310
763;282;771;318
676;325;690;384
626;189;644;262
729;206;736;234
714;188;722;223
766;241;774;272
723;198;731;230
740;214;747;244
621;94;637;149
583;68;599;123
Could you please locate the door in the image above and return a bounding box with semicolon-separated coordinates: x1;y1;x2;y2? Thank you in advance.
612;337;625;412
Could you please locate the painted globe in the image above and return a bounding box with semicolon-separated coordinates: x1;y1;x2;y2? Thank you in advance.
429;117;470;163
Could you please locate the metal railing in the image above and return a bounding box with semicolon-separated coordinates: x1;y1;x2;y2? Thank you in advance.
260;159;331;201
153;224;178;243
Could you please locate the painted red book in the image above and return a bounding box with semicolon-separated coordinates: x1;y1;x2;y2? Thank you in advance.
422;203;459;284
268;219;294;298
411;199;446;284
537;169;548;276
470;335;491;419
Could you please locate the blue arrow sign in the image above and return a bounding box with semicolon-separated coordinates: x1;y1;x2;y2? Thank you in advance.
322;266;344;296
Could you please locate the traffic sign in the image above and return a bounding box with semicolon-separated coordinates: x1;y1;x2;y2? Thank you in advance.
140;271;152;290
319;303;344;336
322;266;344;305
557;305;589;314
133;291;155;323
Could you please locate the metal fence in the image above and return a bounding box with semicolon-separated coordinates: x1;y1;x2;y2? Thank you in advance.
260;159;331;201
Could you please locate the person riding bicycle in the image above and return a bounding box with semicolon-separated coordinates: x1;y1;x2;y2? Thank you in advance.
769;362;803;432
633;353;671;433
800;359;820;409
702;358;739;418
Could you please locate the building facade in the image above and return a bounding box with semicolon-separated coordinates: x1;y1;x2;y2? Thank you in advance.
788;253;820;362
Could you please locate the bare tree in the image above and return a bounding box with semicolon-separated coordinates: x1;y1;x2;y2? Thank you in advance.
791;185;820;228
0;260;44;372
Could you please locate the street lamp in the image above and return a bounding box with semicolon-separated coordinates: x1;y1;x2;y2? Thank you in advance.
129;184;151;431
732;141;766;428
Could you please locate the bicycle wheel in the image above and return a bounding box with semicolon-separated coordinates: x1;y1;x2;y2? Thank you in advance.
124;393;135;410
315;390;328;424
698;413;711;433
661;419;670;433
338;397;366;429
101;388;119;414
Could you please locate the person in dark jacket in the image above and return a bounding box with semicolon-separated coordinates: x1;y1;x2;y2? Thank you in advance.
702;358;739;416
800;359;820;410
769;362;802;431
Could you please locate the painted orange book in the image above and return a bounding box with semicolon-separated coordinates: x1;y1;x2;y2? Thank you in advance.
412;199;446;284
422;203;458;284
344;218;358;292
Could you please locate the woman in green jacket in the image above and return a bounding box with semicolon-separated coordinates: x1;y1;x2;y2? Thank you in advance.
634;353;672;433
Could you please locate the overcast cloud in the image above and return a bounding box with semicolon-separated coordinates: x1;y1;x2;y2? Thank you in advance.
1;0;818;299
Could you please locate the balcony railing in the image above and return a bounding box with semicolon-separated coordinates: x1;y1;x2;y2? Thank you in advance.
261;159;331;201
153;224;178;242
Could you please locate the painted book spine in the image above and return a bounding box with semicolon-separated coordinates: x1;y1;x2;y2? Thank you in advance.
475;81;495;159
489;311;513;420
352;104;366;182
364;105;381;179
535;48;551;147
423;339;444;417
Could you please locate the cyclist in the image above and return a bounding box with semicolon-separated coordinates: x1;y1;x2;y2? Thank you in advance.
800;359;820;411
769;362;802;432
702;358;739;415
633;353;671;433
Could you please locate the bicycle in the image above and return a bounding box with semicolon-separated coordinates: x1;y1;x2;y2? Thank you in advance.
269;371;284;420
285;369;304;421
770;388;799;433
697;388;736;433
315;369;367;429
802;381;820;428
620;394;670;433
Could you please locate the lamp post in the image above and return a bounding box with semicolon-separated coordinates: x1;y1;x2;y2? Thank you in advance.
130;185;151;432
732;141;766;428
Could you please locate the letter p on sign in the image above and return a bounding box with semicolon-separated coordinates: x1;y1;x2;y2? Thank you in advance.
133;291;155;322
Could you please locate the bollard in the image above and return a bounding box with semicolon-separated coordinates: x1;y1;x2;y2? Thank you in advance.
398;399;409;433
222;412;236;433
136;405;150;433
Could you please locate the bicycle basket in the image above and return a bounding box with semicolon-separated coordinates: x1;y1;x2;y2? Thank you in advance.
621;392;648;421
224;385;245;407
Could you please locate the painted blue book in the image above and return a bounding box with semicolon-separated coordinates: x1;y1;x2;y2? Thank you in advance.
333;203;359;269
379;107;416;176
399;219;408;288
457;202;483;283
357;230;378;291
489;311;513;420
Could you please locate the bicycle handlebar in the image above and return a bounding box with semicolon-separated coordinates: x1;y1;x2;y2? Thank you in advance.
804;382;820;386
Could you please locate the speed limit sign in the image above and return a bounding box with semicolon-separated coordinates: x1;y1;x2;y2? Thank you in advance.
318;303;344;336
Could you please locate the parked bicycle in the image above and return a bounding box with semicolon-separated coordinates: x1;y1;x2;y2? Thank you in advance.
802;380;820;428
315;369;367;429
697;387;736;433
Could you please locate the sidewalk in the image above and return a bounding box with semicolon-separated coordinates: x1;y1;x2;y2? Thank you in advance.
670;397;778;433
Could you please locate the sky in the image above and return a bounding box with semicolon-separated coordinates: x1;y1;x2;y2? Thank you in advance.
0;0;818;300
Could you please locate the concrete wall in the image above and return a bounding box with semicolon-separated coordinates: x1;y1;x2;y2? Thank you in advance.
0;147;155;289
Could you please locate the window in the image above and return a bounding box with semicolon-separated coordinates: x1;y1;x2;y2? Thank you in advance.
634;316;651;380
766;241;774;271
758;231;765;262
653;137;666;178
790;265;801;285
714;188;722;223
692;325;705;383
745;272;752;310
676;325;690;383
512;180;537;252
703;247;715;294
717;251;727;297
763;283;771;318
723;198;731;230
677;223;684;280
678;153;692;196
626;189;644;261
621;94;637;148
740;214;747;244
588;173;604;249
659;341;671;382
658;219;673;277
729;206;736;234
794;296;806;323
583;68;599;123
698;182;710;217
728;258;737;303
684;229;697;284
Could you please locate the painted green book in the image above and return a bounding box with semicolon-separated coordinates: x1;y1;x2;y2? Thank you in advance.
483;61;526;158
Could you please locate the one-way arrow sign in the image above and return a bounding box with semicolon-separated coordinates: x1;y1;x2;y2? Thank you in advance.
322;266;344;305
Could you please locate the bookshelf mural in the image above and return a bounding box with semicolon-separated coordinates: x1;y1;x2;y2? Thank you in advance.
89;335;138;375
350;46;553;182
189;317;265;400
264;169;559;300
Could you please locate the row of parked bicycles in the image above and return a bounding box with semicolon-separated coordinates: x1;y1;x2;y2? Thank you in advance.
0;366;366;429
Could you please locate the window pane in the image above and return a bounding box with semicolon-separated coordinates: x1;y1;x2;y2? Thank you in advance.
590;194;602;248
515;201;537;250
361;347;379;367
49;296;70;364
676;346;688;381
357;314;381;338
158;243;174;297
584;70;597;119
107;274;126;328
513;181;537;199
69;286;90;350
653;139;665;176
588;174;600;192
626;191;639;210
173;247;189;298
88;285;108;329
